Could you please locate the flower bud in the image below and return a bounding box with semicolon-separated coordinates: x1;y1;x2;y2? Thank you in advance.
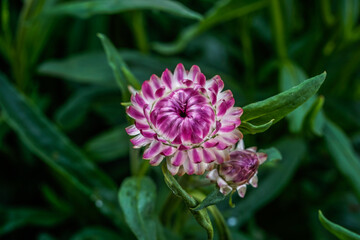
207;146;267;197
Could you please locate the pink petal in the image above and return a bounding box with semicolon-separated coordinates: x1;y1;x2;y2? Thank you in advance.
127;106;145;120
174;63;185;84
162;146;177;156
171;151;186;167
130;135;151;148
143;141;165;159
202;148;216;163
140;129;156;139
188;65;200;81
150;74;161;89
183;157;195;175
161;68;173;89
155;87;165;98
188;148;202;164
149;154;164;166
125;125;140;136
194;72;206;87
142;81;154;100
167;158;180;175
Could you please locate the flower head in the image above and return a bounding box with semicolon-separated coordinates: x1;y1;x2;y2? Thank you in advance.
207;140;267;197
126;64;243;175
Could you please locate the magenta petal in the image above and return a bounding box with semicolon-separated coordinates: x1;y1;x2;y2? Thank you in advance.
195;72;206;86
161;68;172;89
127;106;145;120
172;135;182;145
204;140;218;148
167;158;179;175
183;157;195;175
142;81;154;100
188;148;202;163
214;150;229;164
134;93;147;108
162;146;177;156
130;135;151;148
174;63;185;83
143;141;164;159
188;65;200;81
140;130;156;139
180;119;192;142
219;123;236;132
202;149;216;163
125;125;140;136
171;151;186;166
150;74;161;89
217;99;233;117
182;79;193;87
135;121;150;130
149;154;164;166
155;87;165;98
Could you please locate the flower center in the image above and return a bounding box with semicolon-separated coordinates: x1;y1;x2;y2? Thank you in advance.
179;109;187;118
150;88;215;144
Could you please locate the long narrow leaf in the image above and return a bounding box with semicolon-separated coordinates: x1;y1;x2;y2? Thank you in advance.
319;210;360;240
46;0;202;20
0;73;126;230
323;119;360;199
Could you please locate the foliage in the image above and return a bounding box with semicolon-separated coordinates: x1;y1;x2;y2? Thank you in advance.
0;0;359;239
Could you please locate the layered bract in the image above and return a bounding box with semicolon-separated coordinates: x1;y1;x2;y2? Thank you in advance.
207;141;267;197
126;64;243;175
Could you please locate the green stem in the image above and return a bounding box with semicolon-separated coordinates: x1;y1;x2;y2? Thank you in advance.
162;163;214;240
270;0;287;61
129;146;140;176
320;0;335;26
131;11;149;54
238;17;255;100
191;190;233;240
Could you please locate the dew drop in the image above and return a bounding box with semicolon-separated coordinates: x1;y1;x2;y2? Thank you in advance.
95;199;103;208
227;217;237;227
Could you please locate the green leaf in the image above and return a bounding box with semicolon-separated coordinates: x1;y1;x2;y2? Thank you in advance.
46;0;202;20
119;177;158;240
241;72;326;126
224;138;306;226
37;52;116;86
84;125;129;162
305;95;326;136
70;226;124;240
239;119;274;135
323;119;360;199
98;33;141;101
318;210;360;240
192;188;226;211
153;0;268;54
0;207;66;236
259;147;282;162
279;62;315;133
55;87;117;130
0;73;126;230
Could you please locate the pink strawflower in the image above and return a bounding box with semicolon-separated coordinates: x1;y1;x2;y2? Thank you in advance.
207;140;267;197
125;64;243;175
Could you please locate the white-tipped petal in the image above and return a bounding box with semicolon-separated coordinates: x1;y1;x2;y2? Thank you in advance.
206;169;219;181
250;174;258;188
217;177;232;195
236;184;247;198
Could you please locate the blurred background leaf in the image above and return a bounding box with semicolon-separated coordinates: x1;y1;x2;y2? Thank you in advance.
0;0;360;239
